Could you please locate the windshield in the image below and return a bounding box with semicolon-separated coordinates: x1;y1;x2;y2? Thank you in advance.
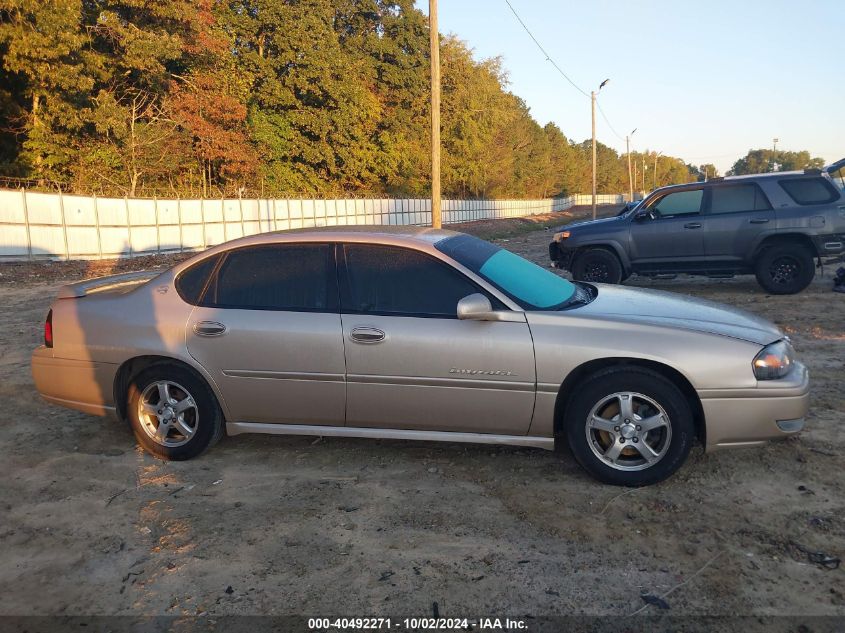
436;234;578;310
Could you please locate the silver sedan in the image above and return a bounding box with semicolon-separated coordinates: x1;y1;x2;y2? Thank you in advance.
31;228;809;485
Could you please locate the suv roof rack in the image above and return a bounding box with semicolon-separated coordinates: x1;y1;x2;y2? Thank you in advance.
804;168;822;175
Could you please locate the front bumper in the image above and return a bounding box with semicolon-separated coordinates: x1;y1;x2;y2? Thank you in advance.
31;346;118;418
549;240;575;269
700;361;810;451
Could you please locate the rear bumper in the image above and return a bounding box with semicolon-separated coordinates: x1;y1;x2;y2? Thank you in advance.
700;362;810;451
31;346;118;418
811;233;845;256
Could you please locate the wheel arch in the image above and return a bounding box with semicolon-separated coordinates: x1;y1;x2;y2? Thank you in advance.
751;233;819;260
553;357;706;447
572;242;631;275
113;355;228;423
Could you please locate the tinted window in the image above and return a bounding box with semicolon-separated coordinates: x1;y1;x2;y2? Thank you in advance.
205;244;334;311
651;189;703;216
710;184;771;214
779;178;840;205
342;244;480;317
175;254;221;305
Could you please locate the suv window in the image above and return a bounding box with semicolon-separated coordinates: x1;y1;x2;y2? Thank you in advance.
175;254;221;305
650;189;703;217
709;184;772;214
342;244;481;317
203;244;335;311
779;177;840;205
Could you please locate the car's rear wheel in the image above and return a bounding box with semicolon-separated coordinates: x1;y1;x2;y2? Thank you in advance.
127;364;223;460
564;367;694;486
754;243;815;295
572;248;623;284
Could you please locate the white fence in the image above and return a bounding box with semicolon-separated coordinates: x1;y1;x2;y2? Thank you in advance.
0;189;625;261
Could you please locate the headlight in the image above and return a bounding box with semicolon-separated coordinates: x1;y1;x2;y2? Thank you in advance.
554;230;571;241
753;340;794;380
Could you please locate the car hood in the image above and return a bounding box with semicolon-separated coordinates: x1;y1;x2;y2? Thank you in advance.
554;215;626;233
564;284;783;346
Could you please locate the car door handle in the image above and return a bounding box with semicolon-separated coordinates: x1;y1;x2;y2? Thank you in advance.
749;218;770;224
350;327;385;344
684;222;702;229
193;321;227;337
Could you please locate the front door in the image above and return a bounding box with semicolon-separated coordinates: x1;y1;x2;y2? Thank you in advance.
186;243;346;425
339;243;536;435
629;187;706;269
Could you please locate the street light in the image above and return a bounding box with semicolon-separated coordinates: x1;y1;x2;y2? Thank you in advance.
626;128;637;202
591;78;609;219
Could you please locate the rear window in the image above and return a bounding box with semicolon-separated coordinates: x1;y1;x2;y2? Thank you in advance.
175;254;221;304
709;184;771;213
204;244;335;311
779;178;840;205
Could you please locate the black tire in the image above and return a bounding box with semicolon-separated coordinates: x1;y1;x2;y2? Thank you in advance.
127;363;224;460
571;248;624;284
754;243;815;295
564;367;694;486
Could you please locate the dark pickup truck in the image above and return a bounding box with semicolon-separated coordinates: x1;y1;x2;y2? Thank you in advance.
549;160;845;294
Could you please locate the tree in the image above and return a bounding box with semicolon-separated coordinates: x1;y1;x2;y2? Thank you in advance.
728;149;825;175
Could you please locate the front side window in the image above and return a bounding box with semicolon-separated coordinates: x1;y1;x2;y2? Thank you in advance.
649;189;703;217
709;184;772;214
436;234;577;310
779;178;840;205
342;244;484;317
203;244;334;311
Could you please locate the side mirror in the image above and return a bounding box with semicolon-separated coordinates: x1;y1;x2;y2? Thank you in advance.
634;209;652;221
457;293;494;320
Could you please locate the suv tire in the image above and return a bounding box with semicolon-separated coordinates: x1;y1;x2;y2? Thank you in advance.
572;248;623;284
564;367;694;486
754;243;815;295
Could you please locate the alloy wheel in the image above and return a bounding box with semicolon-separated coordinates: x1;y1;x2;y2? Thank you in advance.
137;380;199;448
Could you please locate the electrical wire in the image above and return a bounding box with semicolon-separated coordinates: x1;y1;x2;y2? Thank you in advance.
595;99;625;141
503;0;590;99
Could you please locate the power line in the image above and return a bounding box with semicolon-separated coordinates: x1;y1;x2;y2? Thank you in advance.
503;0;589;99
595;98;624;141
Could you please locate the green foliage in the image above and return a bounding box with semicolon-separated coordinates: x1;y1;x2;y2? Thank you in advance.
728;149;825;176
0;0;717;197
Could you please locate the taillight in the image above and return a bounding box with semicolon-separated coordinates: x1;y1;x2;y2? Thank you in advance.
44;310;53;348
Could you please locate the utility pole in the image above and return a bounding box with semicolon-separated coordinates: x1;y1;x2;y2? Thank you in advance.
771;137;779;173
626;128;637;202
591;79;609;219
429;0;441;228
653;152;661;190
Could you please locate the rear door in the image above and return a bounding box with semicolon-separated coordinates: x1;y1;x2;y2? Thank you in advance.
703;182;774;264
185;242;346;426
629;187;706;268
339;243;536;435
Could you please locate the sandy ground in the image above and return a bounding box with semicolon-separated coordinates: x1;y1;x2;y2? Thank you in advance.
0;206;843;622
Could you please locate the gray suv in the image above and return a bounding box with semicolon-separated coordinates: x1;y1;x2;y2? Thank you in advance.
549;160;845;294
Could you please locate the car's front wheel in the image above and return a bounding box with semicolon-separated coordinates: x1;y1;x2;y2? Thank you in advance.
571;248;623;284
564;367;694;486
127;364;224;460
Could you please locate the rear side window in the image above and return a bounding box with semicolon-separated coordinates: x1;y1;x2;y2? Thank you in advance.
342;244;482;317
709;184;772;214
175;254;221;304
203;244;335;311
650;189;703;216
779;178;840;205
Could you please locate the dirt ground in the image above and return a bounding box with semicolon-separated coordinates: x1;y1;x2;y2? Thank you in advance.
0;206;843;622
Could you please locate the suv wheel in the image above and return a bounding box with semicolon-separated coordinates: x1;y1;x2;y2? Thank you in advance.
754;243;815;294
564;367;694;486
127;364;224;460
572;248;623;284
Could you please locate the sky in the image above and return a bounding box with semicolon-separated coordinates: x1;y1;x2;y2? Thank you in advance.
417;0;844;174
